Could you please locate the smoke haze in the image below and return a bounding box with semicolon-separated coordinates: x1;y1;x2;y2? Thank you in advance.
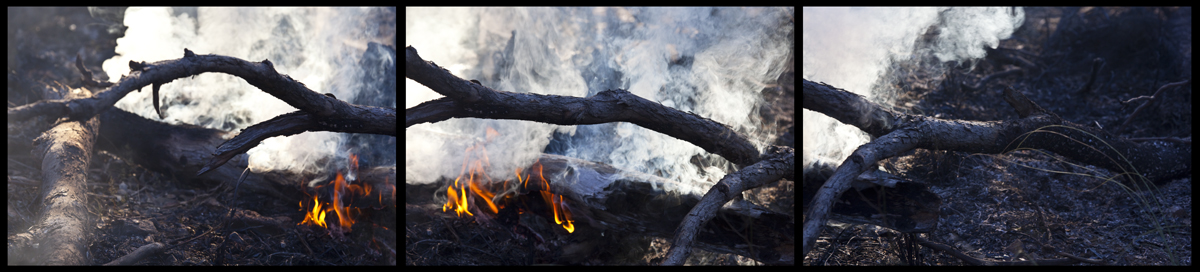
103;7;396;174
406;7;792;196
802;7;1023;169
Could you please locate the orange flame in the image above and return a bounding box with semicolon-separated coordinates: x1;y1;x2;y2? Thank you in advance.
443;177;473;216
298;152;384;233
529;160;574;233
441;128;575;233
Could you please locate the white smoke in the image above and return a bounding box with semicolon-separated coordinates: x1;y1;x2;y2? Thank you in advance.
103;7;395;174
406;7;792;196
802;7;1023;169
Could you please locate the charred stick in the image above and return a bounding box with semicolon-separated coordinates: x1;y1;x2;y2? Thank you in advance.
1115;79;1190;132
1076;57;1105;94
75;52;114;89
961;68;1021;92
102;242;165;266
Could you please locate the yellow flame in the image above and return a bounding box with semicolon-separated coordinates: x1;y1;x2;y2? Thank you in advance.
300;197;327;228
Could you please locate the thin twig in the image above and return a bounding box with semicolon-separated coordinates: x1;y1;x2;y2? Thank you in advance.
1115;79;1190;132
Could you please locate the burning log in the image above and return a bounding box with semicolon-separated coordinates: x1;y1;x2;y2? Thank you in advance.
8;86;98;265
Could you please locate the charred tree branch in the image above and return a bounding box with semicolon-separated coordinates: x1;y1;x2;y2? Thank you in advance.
95;107;396;205
12;48;394;123
662;146;794;265
1115;78;1191;132
102;242;166;266
405;46;759;168
8;49;397;176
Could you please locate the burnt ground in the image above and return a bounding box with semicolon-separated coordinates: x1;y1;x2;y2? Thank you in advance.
804;7;1190;265
405;41;795;265
7;7;397;265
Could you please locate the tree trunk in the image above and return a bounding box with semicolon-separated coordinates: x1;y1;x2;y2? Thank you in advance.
8;87;99;265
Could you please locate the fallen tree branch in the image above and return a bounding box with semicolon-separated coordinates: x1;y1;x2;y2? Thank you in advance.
8;48;397;176
405;46;759;168
102;242;165;266
95;107;396;205
802;159;942;234
801;78;1191;259
196;109;393;176
662;146;794;265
